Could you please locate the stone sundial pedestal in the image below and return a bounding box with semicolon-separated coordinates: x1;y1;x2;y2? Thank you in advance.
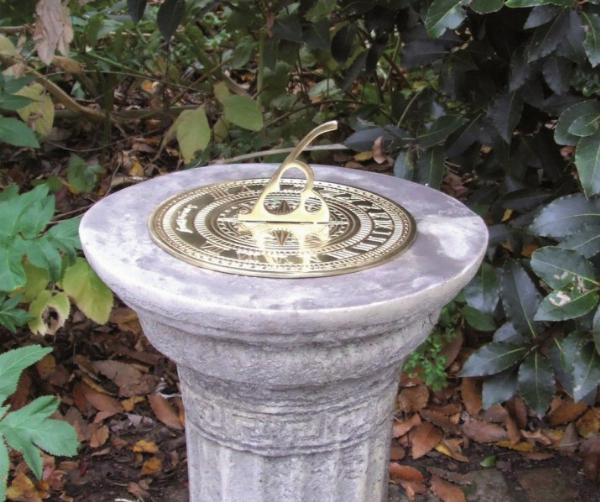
80;123;487;502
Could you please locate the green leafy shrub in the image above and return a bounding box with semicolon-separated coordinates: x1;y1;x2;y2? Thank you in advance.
0;184;113;335
0;345;78;501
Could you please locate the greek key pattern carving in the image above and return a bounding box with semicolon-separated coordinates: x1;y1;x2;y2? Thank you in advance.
181;379;397;455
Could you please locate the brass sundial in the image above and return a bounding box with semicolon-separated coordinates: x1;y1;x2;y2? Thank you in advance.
149;121;416;278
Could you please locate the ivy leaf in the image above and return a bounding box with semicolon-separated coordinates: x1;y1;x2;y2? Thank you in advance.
167;107;211;163
470;0;504;14
417;115;466;148
559;228;600;258
28;290;70;336
527;12;570;62
582;12;600;68
62;258;113;324
482;369;518;409
415;146;445;189
460;343;527;377
517;352;554;417
488;91;523;144
501;261;542;337
0;294;29;333
0;345;51;404
222;95;263;132
575;130;600;197
535;288;599;321
530;193;600;238
464;263;500;314
425;0;466;38
157;0;185;42
0;117;39;148
531;246;597;290
555;100;600;146
127;0;147;23
66;155;102;194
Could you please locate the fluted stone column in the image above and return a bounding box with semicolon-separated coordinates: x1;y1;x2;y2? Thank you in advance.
80;164;487;502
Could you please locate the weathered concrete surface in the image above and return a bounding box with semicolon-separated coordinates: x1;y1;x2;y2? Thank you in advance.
80;164;488;502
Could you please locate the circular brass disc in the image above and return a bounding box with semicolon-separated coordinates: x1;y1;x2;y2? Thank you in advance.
148;179;416;278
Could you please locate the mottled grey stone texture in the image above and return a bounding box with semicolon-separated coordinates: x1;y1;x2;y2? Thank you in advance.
80;164;488;502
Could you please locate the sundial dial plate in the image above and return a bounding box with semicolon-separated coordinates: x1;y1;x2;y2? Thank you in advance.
149;178;416;278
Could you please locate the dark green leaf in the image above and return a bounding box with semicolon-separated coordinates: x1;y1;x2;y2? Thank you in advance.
555;100;600;146
464;263;500;314
273;14;303;43
575;130;600;197
531;246;597;289
66;155;102;194
0;94;32;111
0;117;39;148
127;0;147;23
500;189;553;211
593;306;600;354
331;25;356;63
558;332;600;400
460;342;527;377
482;369;518;409
535;288;599;321
509;48;536;92
493;322;525;344
470;0;504;14
416;146;445;189
582;12;600;68
0;345;51;403
0;244;26;293
530;193;600;238
524;6;560;29
464;306;497;331
425;0;466;38
0;437;7;502
303;19;330;51
222;95;263;131
559;228;600;258
417;115;467;148
568;112;600;137
517;352;554;417
157;0;185;42
506;0;572;7
393;150;417;180
340;52;367;91
501;261;542;337
488;91;523;144
542;57;572;95
527;12;570;62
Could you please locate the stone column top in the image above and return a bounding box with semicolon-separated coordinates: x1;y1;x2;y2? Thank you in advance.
80;164;487;336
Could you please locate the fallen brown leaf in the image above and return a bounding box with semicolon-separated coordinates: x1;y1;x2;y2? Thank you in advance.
462;417;507;443
460;378;482;416
389;463;424;482
148;394;184;430
399;479;428;501
440;331;464;369
89;424;109;449
507;397;527;429
93;360;156;397
483;404;508;423
127;481;150;500
397;385;429;414
410;422;443;459
6;471;43;502
393;414;421;438
435;439;468;463
420;408;460;434
390;445;405;461
35;354;56;380
74;382;121;415
505;414;521;445
132;439;159;454
521;429;552;446
110;307;142;334
583;453;600;482
141;456;163;476
576;408;600;438
495;440;534;452
430;474;466;502
548;398;588;426
558;423;579;454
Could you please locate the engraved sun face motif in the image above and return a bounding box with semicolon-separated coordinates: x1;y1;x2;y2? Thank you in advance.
149;178;416;278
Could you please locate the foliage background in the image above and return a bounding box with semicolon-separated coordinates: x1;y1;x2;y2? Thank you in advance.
0;0;600;497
